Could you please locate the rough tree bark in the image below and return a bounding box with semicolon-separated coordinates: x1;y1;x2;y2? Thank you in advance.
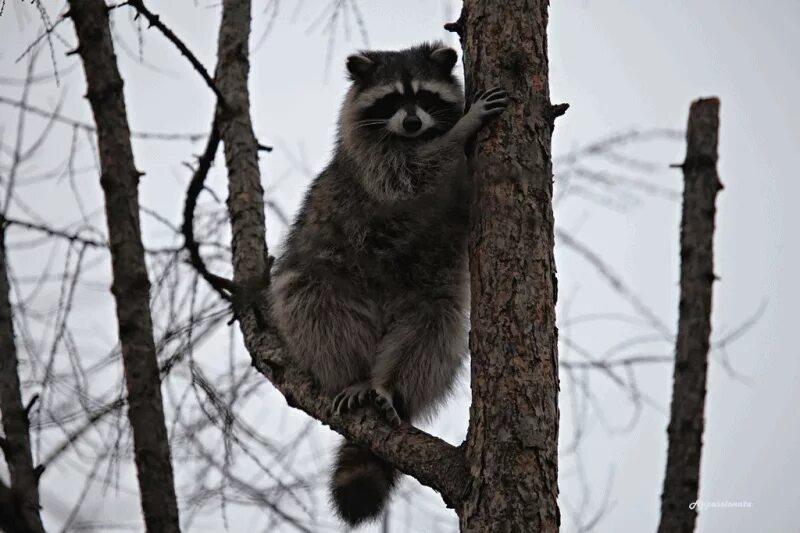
445;0;562;531
67;2;181;531
658;98;722;533
0;225;46;533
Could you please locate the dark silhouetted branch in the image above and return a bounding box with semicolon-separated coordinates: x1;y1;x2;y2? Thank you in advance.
657;97;723;533
125;0;225;104
181;117;235;301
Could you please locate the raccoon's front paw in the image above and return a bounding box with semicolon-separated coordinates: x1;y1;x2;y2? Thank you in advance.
469;87;509;124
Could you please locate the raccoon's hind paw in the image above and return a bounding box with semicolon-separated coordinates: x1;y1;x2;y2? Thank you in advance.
373;387;402;427
471;87;509;122
332;384;402;427
333;382;373;415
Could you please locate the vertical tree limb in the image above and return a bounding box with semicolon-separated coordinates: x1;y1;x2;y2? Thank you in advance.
213;0;268;286
457;1;561;531
0;224;46;533
657;97;722;533
66;2;181;531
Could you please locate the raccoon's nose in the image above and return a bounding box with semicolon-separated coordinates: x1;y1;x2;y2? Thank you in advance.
402;115;422;133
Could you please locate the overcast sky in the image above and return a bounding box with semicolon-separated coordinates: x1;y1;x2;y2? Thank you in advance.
0;1;797;532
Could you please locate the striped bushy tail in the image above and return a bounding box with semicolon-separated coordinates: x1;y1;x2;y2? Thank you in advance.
330;441;398;526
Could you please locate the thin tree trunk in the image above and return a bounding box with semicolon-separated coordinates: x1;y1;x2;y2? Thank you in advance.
456;1;562;531
213;0;268;285
0;225;45;533
67;2;181;531
658;97;722;533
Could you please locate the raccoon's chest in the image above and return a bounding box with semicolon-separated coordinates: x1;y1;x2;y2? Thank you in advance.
345;209;420;258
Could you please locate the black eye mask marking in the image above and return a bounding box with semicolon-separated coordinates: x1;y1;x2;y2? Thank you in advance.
414;89;462;130
361;92;405;122
414;90;450;112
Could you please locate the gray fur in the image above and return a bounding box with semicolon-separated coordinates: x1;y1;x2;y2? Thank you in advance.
269;41;507;526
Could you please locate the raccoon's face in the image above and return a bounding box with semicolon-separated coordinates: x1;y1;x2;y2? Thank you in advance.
340;42;464;143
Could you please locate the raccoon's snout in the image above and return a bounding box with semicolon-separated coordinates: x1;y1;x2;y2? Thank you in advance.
402;115;422;133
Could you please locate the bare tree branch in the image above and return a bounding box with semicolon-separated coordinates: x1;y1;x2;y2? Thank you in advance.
0;95;205;141
1;222;46;533
124;0;225;104
181;118;236;300
657;97;722;533
556;227;672;340
66;1;181;531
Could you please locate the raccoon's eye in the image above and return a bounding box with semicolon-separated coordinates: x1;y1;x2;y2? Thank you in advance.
415;90;450;112
362;93;405;120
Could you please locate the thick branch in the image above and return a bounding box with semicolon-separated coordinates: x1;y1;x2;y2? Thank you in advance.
66;2;181;532
212;0;468;508
460;0;561;531
657;97;722;533
0;225;45;533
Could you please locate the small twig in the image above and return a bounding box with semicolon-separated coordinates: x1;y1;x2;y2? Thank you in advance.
15;0;62;86
24;393;40;417
549;102;570;119
0;95;206;141
556;227;673;340
123;0;226;105
443;6;466;38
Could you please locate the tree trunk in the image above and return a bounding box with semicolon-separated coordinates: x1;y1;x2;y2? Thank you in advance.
0;225;45;533
67;2;181;531
658;97;722;533
457;1;561;531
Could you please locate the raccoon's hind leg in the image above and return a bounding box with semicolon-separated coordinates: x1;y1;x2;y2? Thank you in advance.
370;294;468;422
270;269;379;395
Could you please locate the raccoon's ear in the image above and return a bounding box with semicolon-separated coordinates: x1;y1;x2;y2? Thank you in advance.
346;54;375;81
429;46;458;73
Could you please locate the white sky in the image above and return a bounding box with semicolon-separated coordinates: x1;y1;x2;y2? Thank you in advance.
0;1;797;532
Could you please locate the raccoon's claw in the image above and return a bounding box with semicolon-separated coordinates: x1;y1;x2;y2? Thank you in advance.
373;387;402;427
333;384;402;427
471;87;509;121
333;382;373;415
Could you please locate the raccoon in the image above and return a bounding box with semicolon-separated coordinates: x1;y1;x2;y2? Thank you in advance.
270;41;508;527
